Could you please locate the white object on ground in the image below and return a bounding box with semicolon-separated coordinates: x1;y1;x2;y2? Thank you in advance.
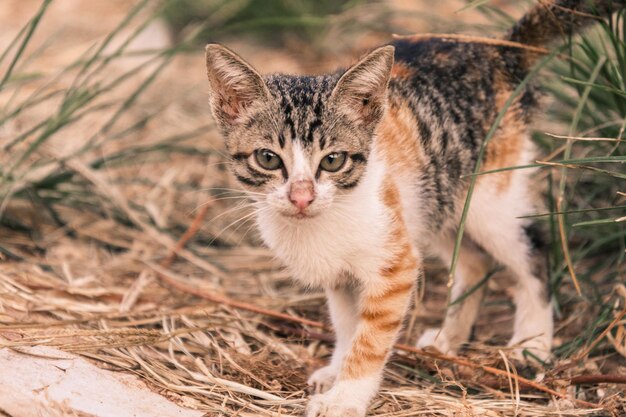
0;345;204;417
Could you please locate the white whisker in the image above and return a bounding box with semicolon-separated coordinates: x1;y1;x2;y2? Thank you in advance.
200;200;260;226
208;206;269;245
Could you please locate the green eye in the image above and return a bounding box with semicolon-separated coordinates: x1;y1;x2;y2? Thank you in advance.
320;152;347;172
255;149;282;170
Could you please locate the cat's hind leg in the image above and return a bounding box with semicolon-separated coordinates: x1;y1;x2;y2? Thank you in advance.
465;179;553;362
417;235;493;355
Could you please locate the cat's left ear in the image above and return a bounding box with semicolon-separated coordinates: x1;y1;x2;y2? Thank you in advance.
205;44;271;133
330;45;394;129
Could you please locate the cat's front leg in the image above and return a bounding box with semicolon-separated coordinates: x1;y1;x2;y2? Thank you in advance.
308;286;359;394
306;249;420;417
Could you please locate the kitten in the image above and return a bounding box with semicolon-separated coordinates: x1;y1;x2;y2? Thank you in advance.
204;1;622;416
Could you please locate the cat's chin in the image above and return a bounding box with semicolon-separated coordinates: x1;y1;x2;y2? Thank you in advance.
281;211;319;220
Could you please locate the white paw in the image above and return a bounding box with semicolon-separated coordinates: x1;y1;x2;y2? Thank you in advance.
416;327;456;355
508;335;552;363
307;365;338;394
306;390;366;417
305;378;378;417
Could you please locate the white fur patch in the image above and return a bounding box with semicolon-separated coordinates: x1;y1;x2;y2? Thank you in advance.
306;376;379;417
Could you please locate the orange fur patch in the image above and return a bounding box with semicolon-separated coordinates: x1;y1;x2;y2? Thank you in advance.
390;62;415;79
483;73;527;191
341;332;387;379
376;102;424;174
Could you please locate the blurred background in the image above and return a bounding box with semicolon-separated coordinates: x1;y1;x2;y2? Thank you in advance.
0;1;624;416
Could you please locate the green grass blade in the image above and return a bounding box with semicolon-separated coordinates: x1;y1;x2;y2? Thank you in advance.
456;0;491;13
572;218;621;227
448;266;503;306
0;0;53;92
518;204;626;219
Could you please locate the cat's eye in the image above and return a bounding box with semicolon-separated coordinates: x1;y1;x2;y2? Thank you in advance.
319;152;347;172
255;149;282;170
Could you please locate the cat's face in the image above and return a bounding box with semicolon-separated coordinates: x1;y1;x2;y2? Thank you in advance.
205;44;394;220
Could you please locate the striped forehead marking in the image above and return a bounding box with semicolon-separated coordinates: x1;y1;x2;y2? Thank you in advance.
266;72;343;149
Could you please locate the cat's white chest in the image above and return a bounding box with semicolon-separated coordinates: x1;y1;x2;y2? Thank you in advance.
256;192;388;288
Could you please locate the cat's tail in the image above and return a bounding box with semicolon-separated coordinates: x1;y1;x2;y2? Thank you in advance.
507;0;624;47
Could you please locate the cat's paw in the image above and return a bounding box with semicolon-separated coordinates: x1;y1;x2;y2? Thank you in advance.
306;376;378;417
416;327;456;355
307;365;338;394
306;389;365;417
508;335;552;364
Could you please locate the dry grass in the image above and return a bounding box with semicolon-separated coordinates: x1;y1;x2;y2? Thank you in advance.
0;1;625;416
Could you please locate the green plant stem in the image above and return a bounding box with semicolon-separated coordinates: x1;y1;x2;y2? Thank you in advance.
0;0;53;92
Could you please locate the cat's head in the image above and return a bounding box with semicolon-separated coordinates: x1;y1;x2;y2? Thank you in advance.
205;44;394;220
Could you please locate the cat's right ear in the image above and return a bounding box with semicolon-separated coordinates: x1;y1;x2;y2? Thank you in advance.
205;44;270;132
330;45;394;130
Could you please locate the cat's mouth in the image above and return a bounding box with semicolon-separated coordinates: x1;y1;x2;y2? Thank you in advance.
282;211;319;220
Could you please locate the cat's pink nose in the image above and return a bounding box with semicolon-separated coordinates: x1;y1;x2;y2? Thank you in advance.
289;180;314;211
